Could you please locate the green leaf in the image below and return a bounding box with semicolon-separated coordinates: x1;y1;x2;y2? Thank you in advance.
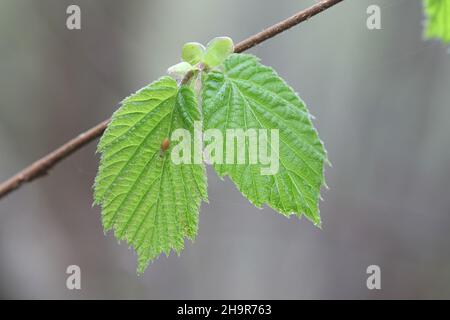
203;36;234;68
94;76;207;273
167;61;193;82
202;54;327;226
424;0;450;43
182;42;205;65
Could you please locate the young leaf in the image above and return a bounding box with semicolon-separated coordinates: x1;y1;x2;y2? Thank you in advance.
182;42;205;65
202;54;327;226
203;36;234;68
424;0;450;43
94;76;207;273
167;61;193;82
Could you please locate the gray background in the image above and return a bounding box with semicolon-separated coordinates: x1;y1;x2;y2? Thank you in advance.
1;0;450;299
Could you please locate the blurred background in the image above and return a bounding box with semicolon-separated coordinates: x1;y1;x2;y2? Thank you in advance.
1;0;449;299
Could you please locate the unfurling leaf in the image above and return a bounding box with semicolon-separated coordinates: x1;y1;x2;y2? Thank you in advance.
202;54;327;226
167;61;193;82
203;36;234;68
181;37;234;68
182;42;205;65
94;76;207;273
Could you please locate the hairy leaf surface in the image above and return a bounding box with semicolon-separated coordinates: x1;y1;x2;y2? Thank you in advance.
202;54;327;225
94;76;207;273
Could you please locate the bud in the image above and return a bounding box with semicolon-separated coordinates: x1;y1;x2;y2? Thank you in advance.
167;61;193;82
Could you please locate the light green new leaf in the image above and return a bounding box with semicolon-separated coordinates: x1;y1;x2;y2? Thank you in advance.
182;42;205;65
167;61;193;82
424;0;450;43
203;36;234;68
202;54;327;226
94;76;207;273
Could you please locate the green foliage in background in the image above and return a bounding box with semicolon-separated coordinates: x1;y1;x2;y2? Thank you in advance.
94;37;327;273
424;0;450;43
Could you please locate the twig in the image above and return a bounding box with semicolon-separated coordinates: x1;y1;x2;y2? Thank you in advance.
0;0;344;200
0;120;110;198
234;0;343;53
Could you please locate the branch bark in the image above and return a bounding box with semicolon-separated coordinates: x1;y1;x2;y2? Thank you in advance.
0;0;344;200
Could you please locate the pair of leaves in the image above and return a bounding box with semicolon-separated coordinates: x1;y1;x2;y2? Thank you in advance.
168;37;234;81
424;0;450;44
94;53;327;273
182;37;234;67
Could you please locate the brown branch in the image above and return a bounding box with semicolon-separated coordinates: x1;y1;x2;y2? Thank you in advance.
0;119;110;198
234;0;343;53
0;0;344;200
